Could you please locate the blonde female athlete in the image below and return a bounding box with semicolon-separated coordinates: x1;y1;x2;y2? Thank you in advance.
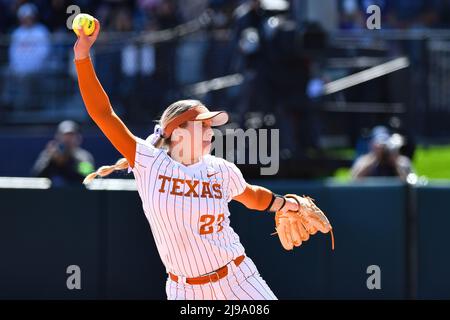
74;20;325;300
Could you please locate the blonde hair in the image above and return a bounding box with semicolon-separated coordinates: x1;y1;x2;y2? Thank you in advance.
83;99;203;185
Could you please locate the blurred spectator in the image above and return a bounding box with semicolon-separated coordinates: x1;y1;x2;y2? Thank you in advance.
351;126;414;181
9;3;50;75
31;120;95;187
2;3;50;110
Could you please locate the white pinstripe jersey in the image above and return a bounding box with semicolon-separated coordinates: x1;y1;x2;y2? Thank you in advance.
128;137;247;277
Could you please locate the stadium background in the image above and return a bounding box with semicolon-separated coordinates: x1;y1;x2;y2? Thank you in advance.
1;0;450;299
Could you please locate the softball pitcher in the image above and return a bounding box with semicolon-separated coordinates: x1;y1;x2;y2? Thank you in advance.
74;19;332;300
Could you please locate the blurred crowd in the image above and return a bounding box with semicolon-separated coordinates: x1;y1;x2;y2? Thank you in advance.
0;0;244;121
1;0;448;119
0;0;444;181
2;0;450;35
0;0;238;34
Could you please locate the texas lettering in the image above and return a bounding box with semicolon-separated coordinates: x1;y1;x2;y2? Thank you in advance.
158;174;223;199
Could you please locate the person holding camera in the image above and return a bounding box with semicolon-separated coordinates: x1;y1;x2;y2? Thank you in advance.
351;126;414;181
31;120;95;187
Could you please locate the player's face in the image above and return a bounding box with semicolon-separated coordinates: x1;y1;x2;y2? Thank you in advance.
170;120;214;163
186;120;214;157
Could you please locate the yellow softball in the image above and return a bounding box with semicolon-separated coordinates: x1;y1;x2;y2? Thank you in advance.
72;13;95;36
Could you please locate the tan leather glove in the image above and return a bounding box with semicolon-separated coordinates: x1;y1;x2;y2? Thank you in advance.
274;194;334;251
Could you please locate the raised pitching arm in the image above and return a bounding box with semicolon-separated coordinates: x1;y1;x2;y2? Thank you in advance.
74;19;136;168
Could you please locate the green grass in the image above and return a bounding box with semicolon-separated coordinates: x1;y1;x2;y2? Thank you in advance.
332;145;450;181
333;167;352;181
413;145;450;179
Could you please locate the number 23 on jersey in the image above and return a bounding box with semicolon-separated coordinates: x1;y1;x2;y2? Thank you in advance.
199;214;225;235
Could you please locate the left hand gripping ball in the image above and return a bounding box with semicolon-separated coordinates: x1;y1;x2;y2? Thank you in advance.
72;13;95;36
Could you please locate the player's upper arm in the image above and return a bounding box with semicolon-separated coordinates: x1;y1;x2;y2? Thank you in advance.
91;110;137;168
75;57;137;168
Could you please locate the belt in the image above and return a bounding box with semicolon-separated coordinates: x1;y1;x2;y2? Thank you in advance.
169;255;245;285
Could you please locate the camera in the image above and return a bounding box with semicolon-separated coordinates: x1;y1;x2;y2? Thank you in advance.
57;143;66;154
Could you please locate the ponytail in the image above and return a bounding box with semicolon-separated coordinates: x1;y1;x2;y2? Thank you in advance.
83;157;129;185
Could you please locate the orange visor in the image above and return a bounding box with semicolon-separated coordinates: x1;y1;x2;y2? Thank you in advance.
163;105;229;138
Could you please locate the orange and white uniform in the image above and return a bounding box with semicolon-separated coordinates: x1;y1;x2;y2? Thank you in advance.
75;56;277;300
